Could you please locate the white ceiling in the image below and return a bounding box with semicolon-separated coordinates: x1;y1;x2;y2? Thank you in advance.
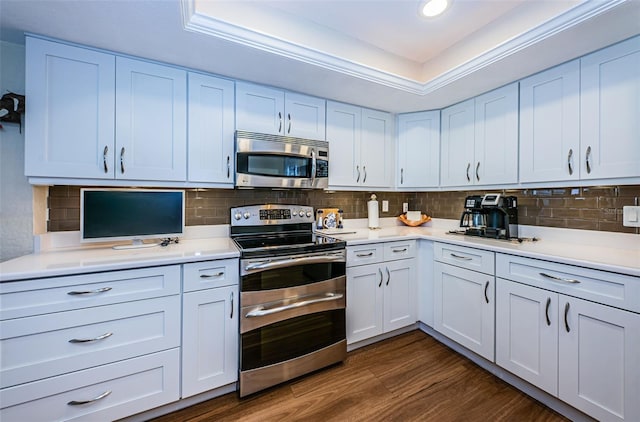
1;0;639;112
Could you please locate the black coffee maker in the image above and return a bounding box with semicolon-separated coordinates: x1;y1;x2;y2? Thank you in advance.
481;194;518;239
459;195;487;236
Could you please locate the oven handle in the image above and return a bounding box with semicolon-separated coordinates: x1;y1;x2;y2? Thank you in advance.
245;292;343;318
243;252;345;273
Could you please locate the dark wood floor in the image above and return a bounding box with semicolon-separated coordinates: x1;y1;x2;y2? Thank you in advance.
152;331;568;422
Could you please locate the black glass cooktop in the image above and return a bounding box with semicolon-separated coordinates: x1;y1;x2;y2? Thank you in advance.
233;232;345;258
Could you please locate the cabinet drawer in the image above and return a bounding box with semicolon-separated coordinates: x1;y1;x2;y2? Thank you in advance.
434;243;495;275
383;240;416;261
0;265;180;320
183;259;238;292
0;348;179;422
347;244;383;267
496;254;640;313
0;296;180;388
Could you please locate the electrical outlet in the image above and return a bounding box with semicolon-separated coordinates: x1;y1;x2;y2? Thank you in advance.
623;206;640;227
402;202;408;213
382;200;389;212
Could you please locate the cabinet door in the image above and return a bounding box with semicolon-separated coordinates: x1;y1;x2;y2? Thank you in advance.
346;264;384;344
181;285;238;398
326;101;361;187
383;259;416;333
284;92;326;140
440;99;475;187
25;37;115;179
581;36;640;180
115;57;187;181
396;111;440;188
187;73;235;184
434;262;495;361
495;279;558;396
361;108;393;188
519;60;580;183
558;295;640;422
474;83;519;185
236;82;284;135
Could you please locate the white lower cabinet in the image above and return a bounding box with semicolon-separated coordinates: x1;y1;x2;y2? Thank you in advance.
496;254;640;421
181;260;239;398
346;241;416;344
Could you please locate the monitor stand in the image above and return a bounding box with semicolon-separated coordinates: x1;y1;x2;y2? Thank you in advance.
112;238;160;250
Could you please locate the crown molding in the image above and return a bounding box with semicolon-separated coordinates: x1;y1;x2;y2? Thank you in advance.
181;0;628;96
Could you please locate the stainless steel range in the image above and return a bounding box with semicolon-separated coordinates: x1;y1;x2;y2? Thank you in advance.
230;204;347;397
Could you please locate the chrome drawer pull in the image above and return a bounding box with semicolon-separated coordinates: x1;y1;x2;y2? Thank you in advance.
200;272;224;279
539;272;581;284
245;293;343;318
68;390;112;406
67;287;112;296
378;268;383;287
385;267;391;286
564;302;571;333
69;332;113;343
392;248;407;253
450;253;472;261
484;281;489;304
356;252;374;257
545;297;551;326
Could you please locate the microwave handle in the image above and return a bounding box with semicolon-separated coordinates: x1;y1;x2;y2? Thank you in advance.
310;148;317;186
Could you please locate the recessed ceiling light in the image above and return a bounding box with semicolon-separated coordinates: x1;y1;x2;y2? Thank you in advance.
420;0;450;18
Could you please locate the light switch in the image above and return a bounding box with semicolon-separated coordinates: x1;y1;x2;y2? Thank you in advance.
382;200;389;212
623;206;640;227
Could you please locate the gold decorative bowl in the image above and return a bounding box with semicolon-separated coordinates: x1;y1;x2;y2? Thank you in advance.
398;213;431;227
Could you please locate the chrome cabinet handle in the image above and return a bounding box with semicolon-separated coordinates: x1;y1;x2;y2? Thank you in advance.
278;112;282;133
67;287;112;296
227;155;230;178
475;162;480;182
356;252;374;257
103;146;109;173
69;332;113;343
585;145;592;174
120;147;125;174
564;302;571;332
392;248;407;253
466;163;471;182
540;272;581;284
450;253;472;261
68;390;112;406
385;267;391;286
378;268;383;287
545;297;551;326
484;281;489;304
230;291;234;319
246;292;343;317
200;272;224;279
567;149;574;175
363;166;367;183
287;113;291;134
400;168;404;184
356;165;361;183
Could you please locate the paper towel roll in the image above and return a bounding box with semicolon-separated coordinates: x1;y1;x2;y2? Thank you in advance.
368;198;379;229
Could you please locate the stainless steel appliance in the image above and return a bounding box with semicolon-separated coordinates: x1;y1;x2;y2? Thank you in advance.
235;131;329;189
456;194;519;240
231;204;346;397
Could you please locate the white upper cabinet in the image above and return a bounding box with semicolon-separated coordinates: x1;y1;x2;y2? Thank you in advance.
519;60;580;183
326;101;393;189
25;37;116;179
580;36;640;180
115;57;187;181
187;73;235;185
396;110;440;189
235;82;326;140
440;99;475;186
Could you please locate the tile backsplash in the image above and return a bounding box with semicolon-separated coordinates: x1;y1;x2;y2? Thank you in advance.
48;185;640;234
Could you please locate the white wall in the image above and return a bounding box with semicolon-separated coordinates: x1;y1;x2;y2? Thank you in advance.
1;41;33;262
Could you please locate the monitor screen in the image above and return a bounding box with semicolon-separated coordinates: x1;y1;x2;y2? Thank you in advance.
81;188;184;243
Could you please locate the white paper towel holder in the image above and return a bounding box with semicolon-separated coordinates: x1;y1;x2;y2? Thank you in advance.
368;193;380;229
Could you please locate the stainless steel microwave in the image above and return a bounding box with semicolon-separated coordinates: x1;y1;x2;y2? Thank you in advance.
235;131;329;189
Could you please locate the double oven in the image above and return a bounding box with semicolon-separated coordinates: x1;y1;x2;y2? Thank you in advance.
231;205;347;397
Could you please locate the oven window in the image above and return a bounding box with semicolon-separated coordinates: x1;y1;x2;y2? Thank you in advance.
242;262;346;291
241;309;345;371
237;153;311;178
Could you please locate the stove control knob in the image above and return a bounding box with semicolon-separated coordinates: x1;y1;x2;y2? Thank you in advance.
243;212;251;219
299;210;305;217
234;212;242;220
